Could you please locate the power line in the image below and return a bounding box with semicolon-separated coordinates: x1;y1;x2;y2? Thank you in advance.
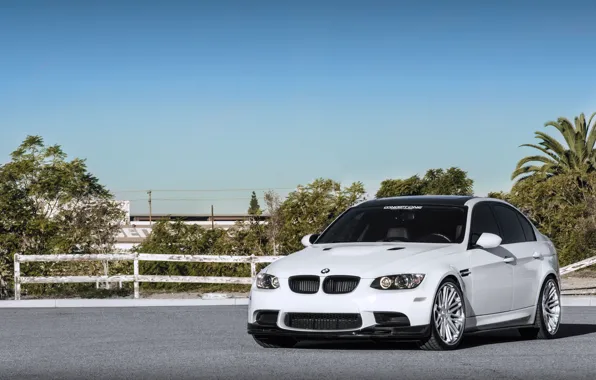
124;197;256;202
112;187;296;193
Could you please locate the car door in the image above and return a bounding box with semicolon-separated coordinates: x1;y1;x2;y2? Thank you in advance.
466;202;514;316
491;203;542;310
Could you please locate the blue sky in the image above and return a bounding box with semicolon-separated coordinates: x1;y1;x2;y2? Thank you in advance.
1;0;596;215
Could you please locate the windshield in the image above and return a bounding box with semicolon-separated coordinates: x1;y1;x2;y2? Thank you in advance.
315;205;468;244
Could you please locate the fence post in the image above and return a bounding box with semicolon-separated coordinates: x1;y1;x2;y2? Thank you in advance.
104;260;110;290
133;252;139;299
250;254;256;279
14;254;20;301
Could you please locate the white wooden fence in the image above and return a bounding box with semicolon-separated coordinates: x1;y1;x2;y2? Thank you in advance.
12;253;283;300
11;253;596;301
559;255;596;276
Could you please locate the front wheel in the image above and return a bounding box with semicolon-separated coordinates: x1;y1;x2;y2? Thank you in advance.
417;278;466;351
519;276;561;339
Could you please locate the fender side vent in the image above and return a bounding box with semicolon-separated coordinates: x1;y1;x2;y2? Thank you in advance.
387;247;405;251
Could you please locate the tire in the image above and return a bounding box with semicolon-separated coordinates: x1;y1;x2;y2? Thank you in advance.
417;278;466;351
252;335;298;348
518;276;561;340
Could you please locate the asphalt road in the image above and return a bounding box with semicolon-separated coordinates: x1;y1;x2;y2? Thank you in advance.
1;306;595;380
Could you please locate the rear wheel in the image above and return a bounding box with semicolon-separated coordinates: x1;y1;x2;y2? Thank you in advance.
519;276;561;339
417;278;466;351
252;335;298;348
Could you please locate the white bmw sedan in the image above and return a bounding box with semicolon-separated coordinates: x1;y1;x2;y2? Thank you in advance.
247;195;562;350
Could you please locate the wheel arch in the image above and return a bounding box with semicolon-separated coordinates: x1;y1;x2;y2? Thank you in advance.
526;270;562;333
425;269;465;293
416;270;468;350
533;270;559;307
439;273;464;290
431;271;468;303
528;270;560;326
416;269;468;326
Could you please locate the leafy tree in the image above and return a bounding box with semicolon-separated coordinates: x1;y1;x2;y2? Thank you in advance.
247;191;261;215
507;172;596;265
135;220;233;256
277;179;366;253
0;163;34;288
233;191;268;255
229;220;268;257
235;189;284;256
422;167;474;195
376;167;474;198
376;175;425;198
511;112;596;182
0;135;125;287
134;220;250;292
263;190;283;255
486;191;510;201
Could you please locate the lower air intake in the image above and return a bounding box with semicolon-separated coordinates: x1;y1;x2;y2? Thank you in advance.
284;313;362;330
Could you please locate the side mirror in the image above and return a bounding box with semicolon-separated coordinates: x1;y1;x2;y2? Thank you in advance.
301;233;320;247
475;232;502;249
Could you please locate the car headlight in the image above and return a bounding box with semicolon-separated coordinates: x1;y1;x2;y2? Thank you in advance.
256;272;280;289
370;274;425;290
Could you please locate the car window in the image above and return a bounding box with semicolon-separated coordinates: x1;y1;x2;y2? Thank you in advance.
315;205;468;244
491;204;526;244
515;211;536;241
469;203;501;246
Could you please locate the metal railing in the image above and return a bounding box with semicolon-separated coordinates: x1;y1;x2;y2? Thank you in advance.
13;253;283;300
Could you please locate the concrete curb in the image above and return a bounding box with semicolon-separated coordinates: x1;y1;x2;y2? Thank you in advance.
561;295;596;307
0;295;594;308
0;298;250;308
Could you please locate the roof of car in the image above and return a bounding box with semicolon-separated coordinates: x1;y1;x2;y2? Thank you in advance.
354;195;477;208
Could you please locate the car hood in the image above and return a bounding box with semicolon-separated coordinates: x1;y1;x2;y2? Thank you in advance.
264;243;458;278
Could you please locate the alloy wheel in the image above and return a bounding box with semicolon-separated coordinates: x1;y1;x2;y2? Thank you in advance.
433;282;465;345
541;279;561;335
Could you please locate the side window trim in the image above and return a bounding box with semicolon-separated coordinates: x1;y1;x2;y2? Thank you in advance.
497;202;536;242
490;202;528;244
486;202;505;242
468;201;502;249
468;202;484;248
485;202;504;239
514;209;537;242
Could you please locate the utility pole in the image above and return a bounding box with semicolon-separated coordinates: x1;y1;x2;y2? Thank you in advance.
147;190;152;225
211;204;214;230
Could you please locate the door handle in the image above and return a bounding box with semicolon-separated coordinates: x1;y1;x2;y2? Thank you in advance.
503;256;514;263
533;252;543;260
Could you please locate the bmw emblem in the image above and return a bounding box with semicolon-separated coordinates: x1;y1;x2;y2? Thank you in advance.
321;268;330;274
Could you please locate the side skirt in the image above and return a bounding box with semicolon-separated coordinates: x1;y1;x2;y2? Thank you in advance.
464;306;535;334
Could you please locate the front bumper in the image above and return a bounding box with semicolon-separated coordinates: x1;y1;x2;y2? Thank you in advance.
247;276;435;341
247;322;431;341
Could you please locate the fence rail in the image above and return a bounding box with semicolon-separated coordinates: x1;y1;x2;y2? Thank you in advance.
13;253;283;300
559;255;596;276
11;253;596;301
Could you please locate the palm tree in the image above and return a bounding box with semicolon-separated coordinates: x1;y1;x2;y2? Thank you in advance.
511;112;596;182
